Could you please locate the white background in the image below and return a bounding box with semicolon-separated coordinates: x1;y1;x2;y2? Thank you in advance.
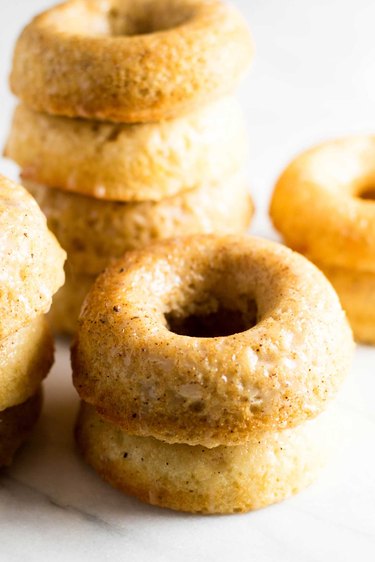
0;1;374;561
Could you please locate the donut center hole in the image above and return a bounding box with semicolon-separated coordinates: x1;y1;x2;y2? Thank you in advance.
359;187;375;201
106;2;194;36
166;299;258;338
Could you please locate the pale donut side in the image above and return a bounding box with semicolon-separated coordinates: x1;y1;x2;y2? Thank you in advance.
0;316;53;412
76;401;340;514
24;176;253;276
6;98;248;202
0;175;66;339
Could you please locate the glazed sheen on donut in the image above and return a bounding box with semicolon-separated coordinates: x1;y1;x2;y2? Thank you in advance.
10;0;253;123
6;98;248;202
0;175;66;339
72;235;353;448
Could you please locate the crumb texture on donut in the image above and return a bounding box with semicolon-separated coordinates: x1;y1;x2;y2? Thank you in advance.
72;235;353;447
0;175;66;339
24;176;253;276
76;401;339;514
6;98;248;201
0;316;53;411
10;0;253;122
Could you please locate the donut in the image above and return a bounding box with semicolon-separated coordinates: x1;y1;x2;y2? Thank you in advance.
72;235;353;448
24;175;253;276
270;136;375;343
49;269;95;336
0;390;42;467
315;263;375;344
6;98;248;202
0;175;66;339
270;137;375;271
76;400;340;514
10;0;252;123
0;315;53;412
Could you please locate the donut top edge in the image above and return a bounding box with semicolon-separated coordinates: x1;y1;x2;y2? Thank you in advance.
9;0;253;122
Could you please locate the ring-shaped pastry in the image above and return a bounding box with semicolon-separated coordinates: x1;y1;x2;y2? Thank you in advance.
270;136;375;271
72;235;353;448
10;0;252;123
0;175;66;339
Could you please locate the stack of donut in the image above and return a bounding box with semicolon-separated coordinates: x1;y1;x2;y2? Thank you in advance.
5;0;254;335
72;235;354;513
0;176;65;466
270;137;375;344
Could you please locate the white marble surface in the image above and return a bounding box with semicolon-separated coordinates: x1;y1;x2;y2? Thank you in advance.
0;1;375;560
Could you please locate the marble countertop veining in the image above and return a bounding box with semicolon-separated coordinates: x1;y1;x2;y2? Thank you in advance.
0;1;375;560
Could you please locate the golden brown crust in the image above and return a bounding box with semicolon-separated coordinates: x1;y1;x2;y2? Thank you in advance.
270;136;375;271
72;235;353;447
6;99;248;202
0;389;42;467
75;401;339;514
0;175;66;339
10;0;252;123
24;177;253;276
0;316;53;411
317;262;375;345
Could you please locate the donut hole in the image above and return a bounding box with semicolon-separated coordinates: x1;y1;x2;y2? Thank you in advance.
358;187;375;201
106;2;195;37
51;1;195;38
166;298;258;338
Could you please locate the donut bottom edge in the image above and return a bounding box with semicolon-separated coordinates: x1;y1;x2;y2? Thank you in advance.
75;401;341;514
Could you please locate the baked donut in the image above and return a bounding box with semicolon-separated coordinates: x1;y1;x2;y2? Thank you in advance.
0;390;42;467
76;400;340;514
24;175;253;276
0;315;53;412
10;0;252;123
6;98;248;202
270;136;375;343
72;235;353;448
0;175;66;339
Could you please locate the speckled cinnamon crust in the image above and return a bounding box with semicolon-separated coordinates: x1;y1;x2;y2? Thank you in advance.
49;268;95;336
24;176;253;276
10;0;252;123
6;98;248;202
75;401;339;514
317;263;375;345
0;175;66;339
0;389;42;467
0;316;53;411
72;235;353;448
270;136;375;271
